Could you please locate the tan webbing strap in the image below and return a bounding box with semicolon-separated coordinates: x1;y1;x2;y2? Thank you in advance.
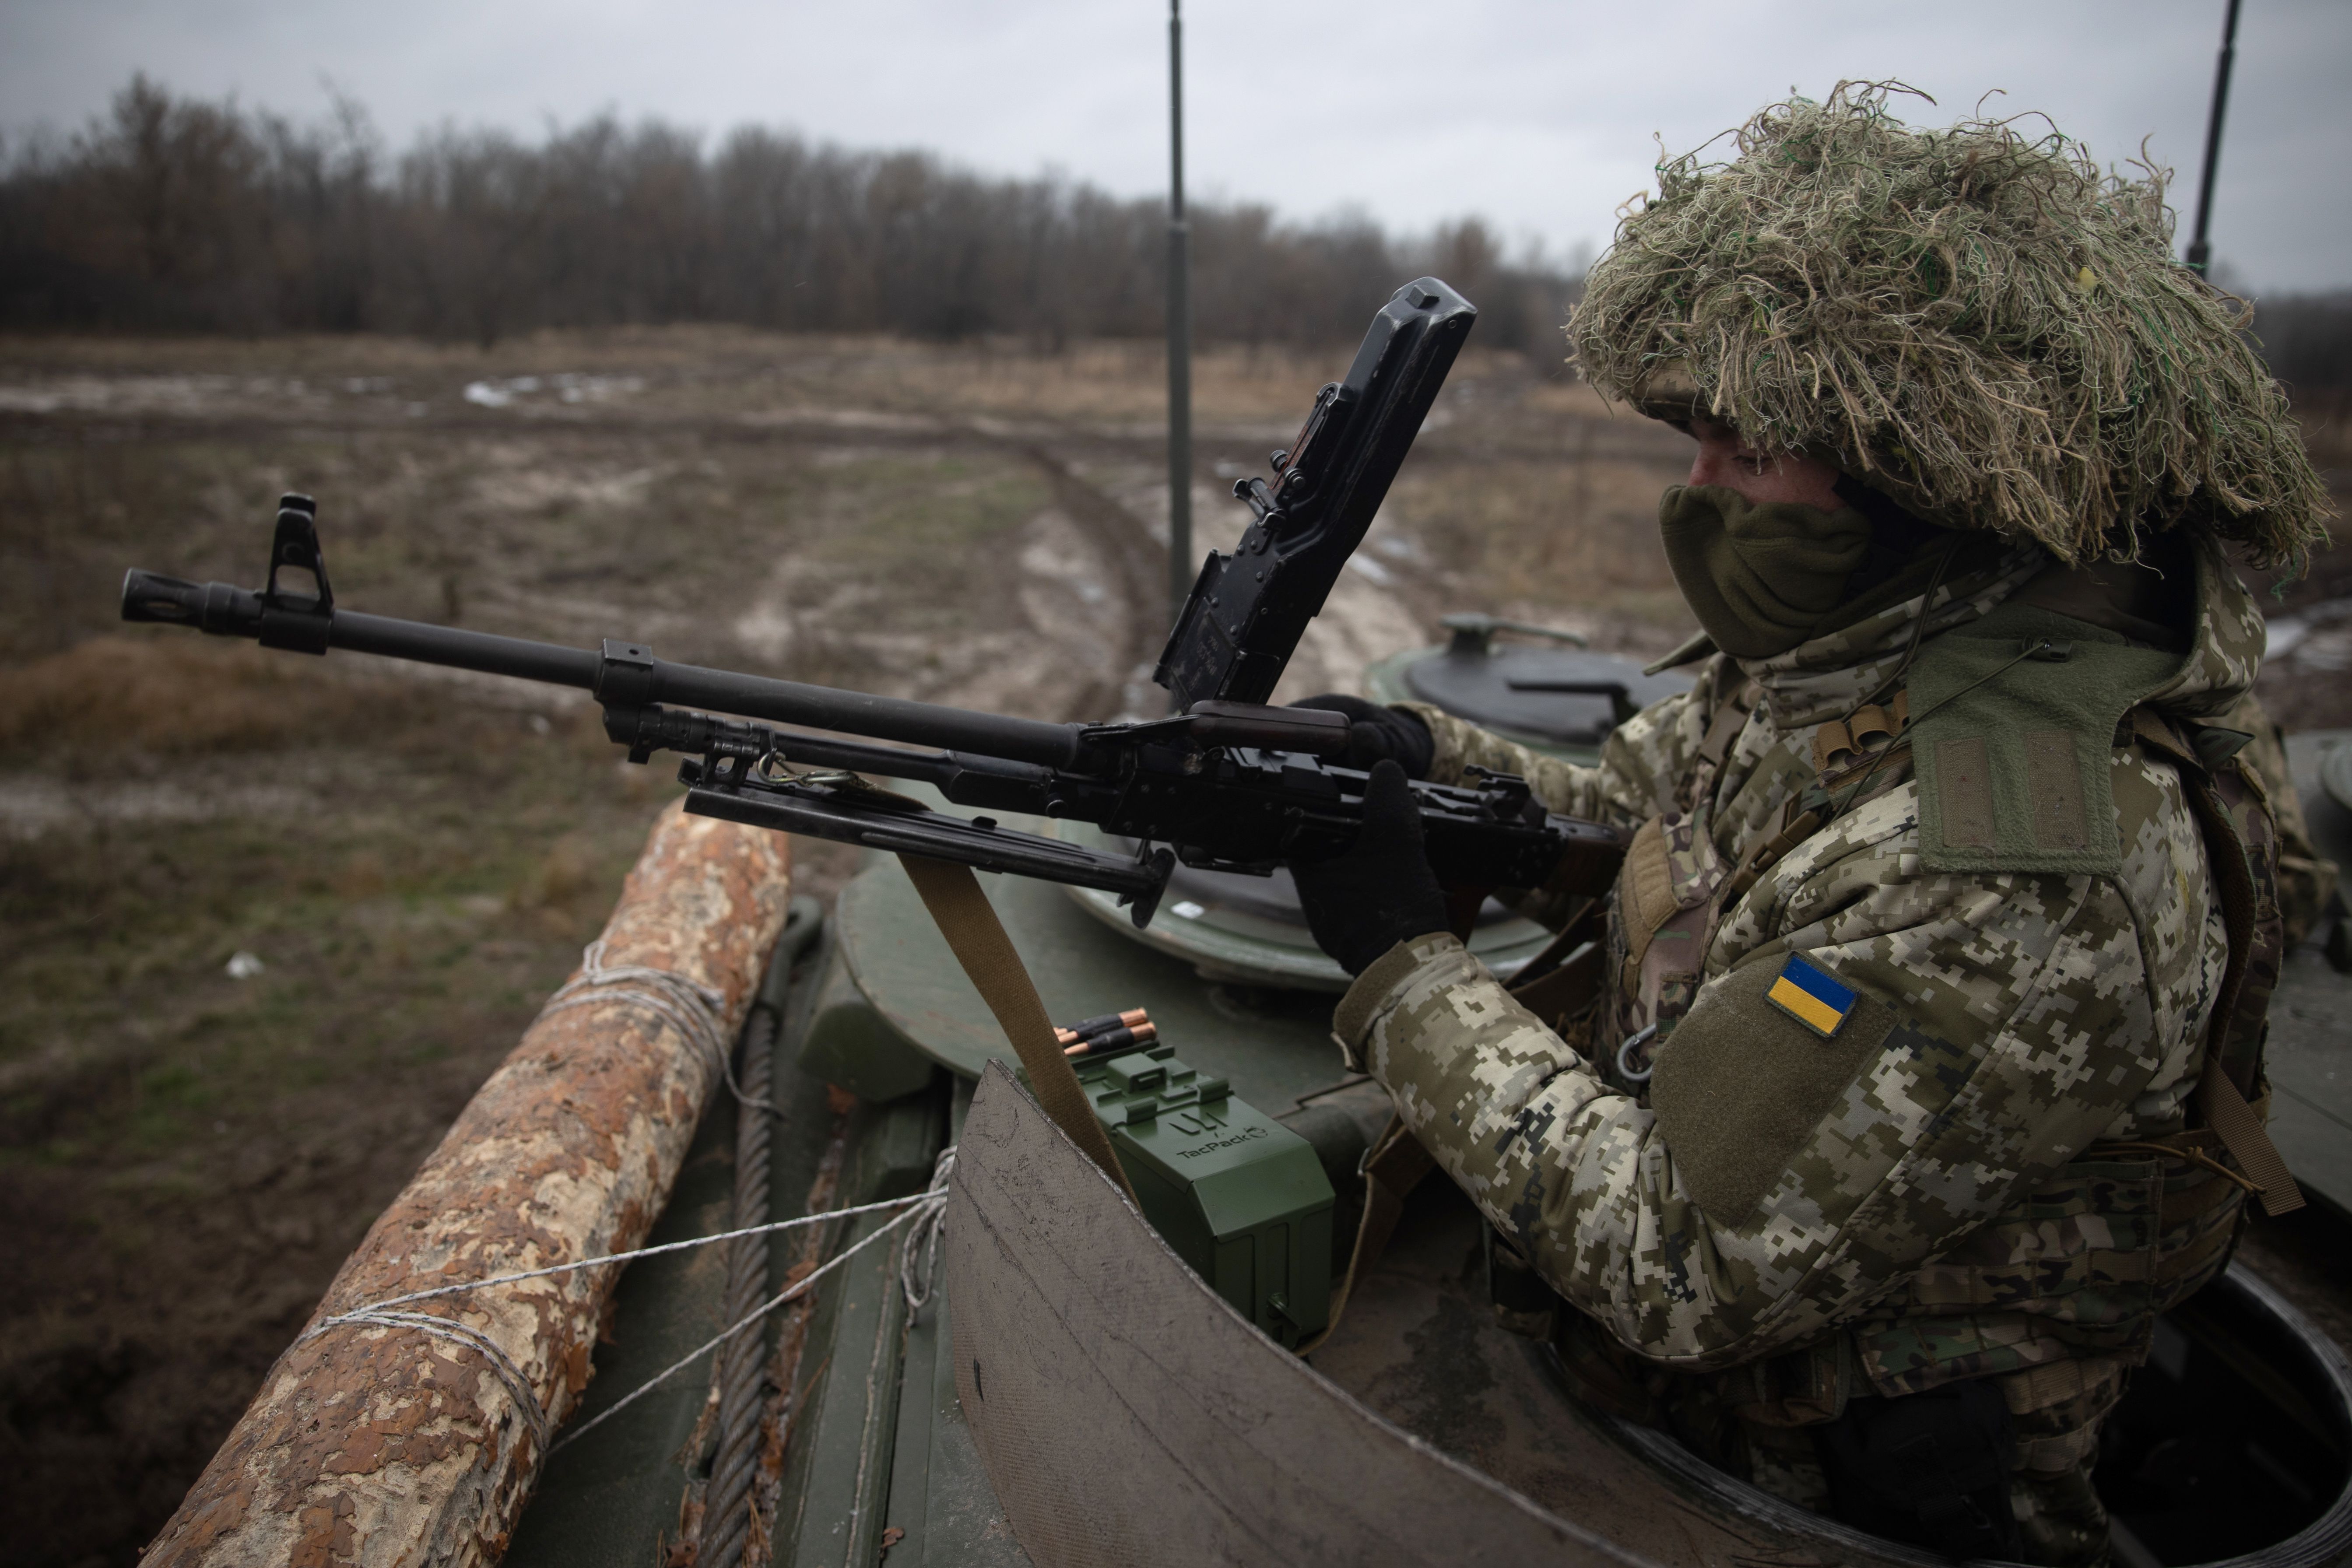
1297;1115;1436;1354
2198;1065;2303;1217
1811;720;1855;775
897;855;1137;1203
1849;702;1898;748
1811;691;1910;776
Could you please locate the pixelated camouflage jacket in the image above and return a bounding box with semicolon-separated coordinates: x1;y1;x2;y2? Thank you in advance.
1340;538;2271;1396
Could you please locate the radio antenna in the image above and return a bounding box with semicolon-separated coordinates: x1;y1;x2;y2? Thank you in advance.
1165;0;1194;649
2184;0;2242;276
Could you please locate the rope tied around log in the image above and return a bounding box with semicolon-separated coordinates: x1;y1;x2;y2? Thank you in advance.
296;1307;553;1452
140;803;800;1560
541;937;771;1112
295;1147;959;1462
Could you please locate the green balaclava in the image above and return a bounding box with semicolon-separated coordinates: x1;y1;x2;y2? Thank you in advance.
1657;484;1872;659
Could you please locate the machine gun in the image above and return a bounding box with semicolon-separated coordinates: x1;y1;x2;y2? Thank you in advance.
117;278;1627;928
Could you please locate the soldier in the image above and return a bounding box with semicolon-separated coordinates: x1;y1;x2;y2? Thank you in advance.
1291;84;2334;1565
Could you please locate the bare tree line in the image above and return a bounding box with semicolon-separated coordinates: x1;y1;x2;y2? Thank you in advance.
0;76;1578;352
3;74;2346;406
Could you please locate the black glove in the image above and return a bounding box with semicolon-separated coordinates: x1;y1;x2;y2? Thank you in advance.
1288;694;1435;778
1292;760;1450;976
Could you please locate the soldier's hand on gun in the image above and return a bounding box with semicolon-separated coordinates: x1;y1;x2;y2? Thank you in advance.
1288;695;1435;777
1290;760;1451;977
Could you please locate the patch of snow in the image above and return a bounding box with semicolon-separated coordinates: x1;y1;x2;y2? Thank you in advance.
466;372;644;410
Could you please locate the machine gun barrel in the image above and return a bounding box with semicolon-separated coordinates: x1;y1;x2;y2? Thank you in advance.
119;566;1090;769
116;279;1631;930
119;554;1627;928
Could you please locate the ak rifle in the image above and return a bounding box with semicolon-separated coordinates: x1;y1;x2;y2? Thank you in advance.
118;278;1627;927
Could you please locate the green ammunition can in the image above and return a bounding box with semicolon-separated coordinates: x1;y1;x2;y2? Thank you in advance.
1054;1045;1335;1347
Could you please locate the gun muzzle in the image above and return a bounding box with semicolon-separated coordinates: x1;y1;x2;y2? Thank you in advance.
120;569;265;637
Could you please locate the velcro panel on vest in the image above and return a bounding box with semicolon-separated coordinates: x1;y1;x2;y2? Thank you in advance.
1650;952;1898;1224
1910;602;2181;877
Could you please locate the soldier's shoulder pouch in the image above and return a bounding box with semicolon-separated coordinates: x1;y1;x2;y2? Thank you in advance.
1650;948;1925;1226
1910;601;2181;877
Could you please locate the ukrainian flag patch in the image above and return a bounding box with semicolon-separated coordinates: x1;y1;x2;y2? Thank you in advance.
1766;954;1856;1038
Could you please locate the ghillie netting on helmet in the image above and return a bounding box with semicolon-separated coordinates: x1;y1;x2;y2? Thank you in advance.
1570;82;2331;568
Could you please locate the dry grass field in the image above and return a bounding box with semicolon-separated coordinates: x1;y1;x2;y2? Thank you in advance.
0;325;2344;1565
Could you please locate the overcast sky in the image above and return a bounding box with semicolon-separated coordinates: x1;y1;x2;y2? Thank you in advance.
5;0;2347;293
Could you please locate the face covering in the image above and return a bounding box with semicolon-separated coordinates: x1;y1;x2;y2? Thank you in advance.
1658;484;1874;659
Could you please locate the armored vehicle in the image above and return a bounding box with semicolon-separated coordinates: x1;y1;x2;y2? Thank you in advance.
497;622;2352;1568
120;284;2352;1567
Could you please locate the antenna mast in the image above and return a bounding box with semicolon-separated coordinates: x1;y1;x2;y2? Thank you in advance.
1166;0;1194;638
2185;0;2243;276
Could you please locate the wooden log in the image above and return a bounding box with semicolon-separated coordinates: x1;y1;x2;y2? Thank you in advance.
145;803;793;1566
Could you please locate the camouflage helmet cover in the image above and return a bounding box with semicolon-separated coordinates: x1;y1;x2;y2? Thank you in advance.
1570;83;2331;567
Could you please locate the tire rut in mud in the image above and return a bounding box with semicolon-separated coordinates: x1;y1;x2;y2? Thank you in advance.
978;427;1171;722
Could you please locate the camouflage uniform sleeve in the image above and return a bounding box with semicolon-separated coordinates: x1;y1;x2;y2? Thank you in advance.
1335;818;2168;1371
1398;679;1708;830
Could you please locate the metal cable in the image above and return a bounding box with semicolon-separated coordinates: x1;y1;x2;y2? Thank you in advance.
702;896;823;1568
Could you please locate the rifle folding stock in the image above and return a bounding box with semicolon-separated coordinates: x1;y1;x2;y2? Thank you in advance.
118;278;1629;928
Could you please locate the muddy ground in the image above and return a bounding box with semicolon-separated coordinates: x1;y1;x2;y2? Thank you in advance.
0;326;2346;1565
